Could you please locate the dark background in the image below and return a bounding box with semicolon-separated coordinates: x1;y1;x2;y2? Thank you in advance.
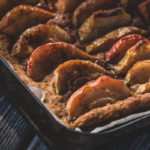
0;91;150;150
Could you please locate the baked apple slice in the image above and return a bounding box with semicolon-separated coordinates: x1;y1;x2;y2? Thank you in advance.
134;80;150;95
78;7;131;43
106;34;149;62
55;0;83;13
138;0;150;24
111;40;150;75
54;60;108;94
0;0;39;18
74;93;150;127
72;0;116;26
86;26;149;54
11;23;72;58
27;42;97;81
125;60;150;85
0;5;55;37
66;75;131;121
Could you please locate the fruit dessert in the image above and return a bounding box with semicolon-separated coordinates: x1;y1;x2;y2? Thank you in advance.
1;0;150;129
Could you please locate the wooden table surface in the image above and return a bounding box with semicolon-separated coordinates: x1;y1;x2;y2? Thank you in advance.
1;91;150;150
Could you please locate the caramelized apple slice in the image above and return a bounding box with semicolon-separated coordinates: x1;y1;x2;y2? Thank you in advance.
55;0;83;13
74;93;150;127
86;26;148;54
106;34;149;62
11;23;72;58
27;42;97;81
66;75;131;121
138;0;150;24
0;0;39;18
111;40;150;75
54;60;108;94
134;80;150;95
129;84;141;93
0;5;54;37
78;7;131;43
125;60;150;85
72;0;116;26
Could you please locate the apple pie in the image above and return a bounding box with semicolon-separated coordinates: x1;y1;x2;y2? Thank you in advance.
1;0;150;129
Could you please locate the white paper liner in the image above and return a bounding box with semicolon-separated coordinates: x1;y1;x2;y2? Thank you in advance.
75;109;150;133
28;86;45;102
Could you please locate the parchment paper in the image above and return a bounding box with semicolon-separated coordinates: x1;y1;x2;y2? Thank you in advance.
75;109;150;133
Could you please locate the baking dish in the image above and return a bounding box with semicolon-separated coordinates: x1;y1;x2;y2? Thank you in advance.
1;56;150;150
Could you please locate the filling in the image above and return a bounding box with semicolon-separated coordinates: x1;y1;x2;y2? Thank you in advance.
1;0;150;129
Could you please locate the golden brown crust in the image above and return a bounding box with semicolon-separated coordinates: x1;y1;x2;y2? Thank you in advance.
0;34;10;51
74;93;150;127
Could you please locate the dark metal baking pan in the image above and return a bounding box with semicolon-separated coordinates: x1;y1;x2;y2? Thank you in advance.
1;56;150;150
